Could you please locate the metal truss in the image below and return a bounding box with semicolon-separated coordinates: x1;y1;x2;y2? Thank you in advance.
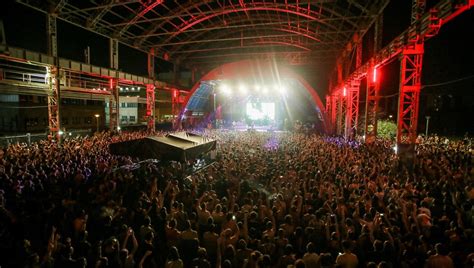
397;42;423;145
328;0;473;140
345;80;360;139
171;89;180;129
109;78;119;131
47;66;60;140
17;0;384;67
336;93;346;136
364;65;380;143
331;95;338;134
146;84;155;132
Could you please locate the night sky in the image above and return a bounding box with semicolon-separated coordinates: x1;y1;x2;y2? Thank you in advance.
1;1;473;135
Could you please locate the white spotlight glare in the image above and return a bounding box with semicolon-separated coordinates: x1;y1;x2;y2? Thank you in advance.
262;86;269;94
278;86;286;93
239;84;247;94
393;145;398;154
220;84;231;96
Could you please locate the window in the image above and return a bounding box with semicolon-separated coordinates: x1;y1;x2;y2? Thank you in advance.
121;102;126;108
121;116;128;122
129;116;136;122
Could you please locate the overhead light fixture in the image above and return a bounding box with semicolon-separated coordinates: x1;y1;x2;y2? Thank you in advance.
239;84;247;94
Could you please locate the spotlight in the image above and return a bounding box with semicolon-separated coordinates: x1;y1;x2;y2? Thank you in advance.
262;86;269;94
220;84;231;95
278;85;286;94
239;84;247;94
58;130;64;135
393;145;398;154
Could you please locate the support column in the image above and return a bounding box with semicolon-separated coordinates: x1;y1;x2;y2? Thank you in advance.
172;89;180;129
395;0;425;158
397;43;424;149
109;78;119;131
336;93;346;136
173;60;180;85
0;20;6;46
146;84;155;132
191;67;197;84
345;80;360;139
325;95;331;119
47;66;60;140
356;43;362;69
109;38;119;131
331;96;337;134
364;14;383;144
147;48;156;133
47;14;60;140
365;64;380;143
109;38;119;70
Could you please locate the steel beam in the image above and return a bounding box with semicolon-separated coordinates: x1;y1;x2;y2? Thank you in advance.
397;42;424;146
109;78;119;131
146;84;155;132
147;48;155;133
345;80;360;139
148;48;155;78
109;38;119;70
172;89;180;129
336;93;346;136
364;65;380;143
47;14;60;140
47;14;58;58
117;1;164;37
331;94;337;134
0;20;5;46
47;66;60;140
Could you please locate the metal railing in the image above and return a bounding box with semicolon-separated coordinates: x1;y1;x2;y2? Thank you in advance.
0;129;92;147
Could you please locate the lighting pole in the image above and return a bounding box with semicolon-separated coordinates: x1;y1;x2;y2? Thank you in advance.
94;114;100;132
425;116;431;137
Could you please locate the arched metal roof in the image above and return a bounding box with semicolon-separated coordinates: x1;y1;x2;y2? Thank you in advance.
18;0;389;68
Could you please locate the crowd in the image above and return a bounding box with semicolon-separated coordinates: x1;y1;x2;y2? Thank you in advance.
0;129;472;268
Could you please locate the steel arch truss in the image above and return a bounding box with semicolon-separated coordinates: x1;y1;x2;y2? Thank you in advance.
18;0;383;66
